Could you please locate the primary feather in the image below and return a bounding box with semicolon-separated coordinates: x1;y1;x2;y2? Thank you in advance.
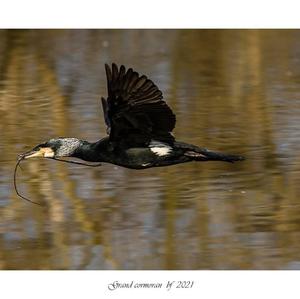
101;63;176;147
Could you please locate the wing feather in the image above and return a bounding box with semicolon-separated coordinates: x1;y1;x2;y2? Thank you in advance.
101;63;176;147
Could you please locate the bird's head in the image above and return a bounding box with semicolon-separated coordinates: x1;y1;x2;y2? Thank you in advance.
21;138;83;159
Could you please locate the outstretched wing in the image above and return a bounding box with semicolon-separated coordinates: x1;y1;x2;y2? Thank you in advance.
101;63;176;147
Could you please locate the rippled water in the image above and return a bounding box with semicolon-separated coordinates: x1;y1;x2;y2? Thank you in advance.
1;29;300;269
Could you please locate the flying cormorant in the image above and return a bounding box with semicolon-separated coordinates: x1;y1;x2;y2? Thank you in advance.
20;63;244;169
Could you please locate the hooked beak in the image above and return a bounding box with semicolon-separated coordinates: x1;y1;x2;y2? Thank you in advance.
21;147;55;159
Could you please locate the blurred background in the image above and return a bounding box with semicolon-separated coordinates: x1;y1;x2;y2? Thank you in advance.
0;29;300;270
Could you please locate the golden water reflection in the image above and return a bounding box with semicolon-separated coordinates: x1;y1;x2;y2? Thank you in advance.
1;29;300;269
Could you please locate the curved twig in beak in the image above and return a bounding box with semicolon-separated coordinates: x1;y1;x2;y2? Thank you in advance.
13;155;44;206
14;150;101;206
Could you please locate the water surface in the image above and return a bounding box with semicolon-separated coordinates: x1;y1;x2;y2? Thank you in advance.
1;29;300;269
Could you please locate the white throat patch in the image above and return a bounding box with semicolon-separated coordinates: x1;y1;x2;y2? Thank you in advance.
43;149;55;158
149;141;172;157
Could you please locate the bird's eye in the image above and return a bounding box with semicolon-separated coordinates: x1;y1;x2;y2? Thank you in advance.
32;145;40;151
33;143;45;150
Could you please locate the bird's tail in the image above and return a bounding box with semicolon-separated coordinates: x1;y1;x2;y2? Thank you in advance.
201;150;245;163
183;146;245;163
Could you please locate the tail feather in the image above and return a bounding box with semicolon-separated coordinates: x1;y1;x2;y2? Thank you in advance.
184;148;245;163
175;141;245;163
201;150;245;163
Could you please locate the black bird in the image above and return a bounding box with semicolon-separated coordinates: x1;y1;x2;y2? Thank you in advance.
21;63;244;169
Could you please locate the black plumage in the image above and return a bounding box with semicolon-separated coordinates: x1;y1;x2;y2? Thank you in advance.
20;63;245;170
102;63;176;146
